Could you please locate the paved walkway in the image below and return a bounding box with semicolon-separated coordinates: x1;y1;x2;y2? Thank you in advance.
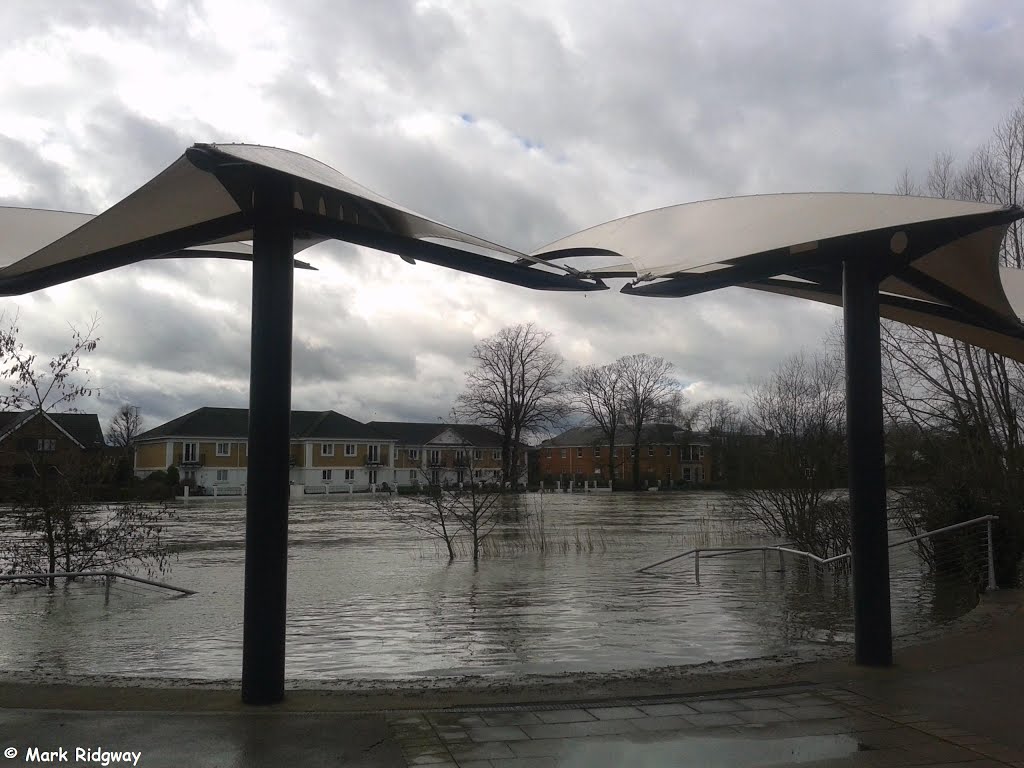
2;591;1022;767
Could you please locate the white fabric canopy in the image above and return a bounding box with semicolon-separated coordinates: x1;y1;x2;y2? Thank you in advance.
0;143;594;295
533;192;1024;360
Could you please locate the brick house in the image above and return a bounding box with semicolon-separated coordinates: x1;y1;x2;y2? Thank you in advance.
538;423;712;489
0;410;106;481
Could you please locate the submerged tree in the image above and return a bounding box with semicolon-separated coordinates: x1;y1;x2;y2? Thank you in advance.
0;315;172;587
733;350;849;558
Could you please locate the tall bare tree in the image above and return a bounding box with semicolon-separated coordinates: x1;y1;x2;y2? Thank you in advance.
454;323;567;488
566;362;625;482
107;404;143;456
882;98;1024;584
618;353;682;489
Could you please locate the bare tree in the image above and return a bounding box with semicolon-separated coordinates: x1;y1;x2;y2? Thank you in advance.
0;313;99;413
379;447;502;563
379;481;461;561
454;323;568;488
686;397;744;484
881;100;1024;585
107;404;143;456
618;353;682;489
566;362;625;482
733;350;848;557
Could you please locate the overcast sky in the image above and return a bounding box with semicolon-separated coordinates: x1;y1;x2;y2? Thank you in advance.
1;0;1022;438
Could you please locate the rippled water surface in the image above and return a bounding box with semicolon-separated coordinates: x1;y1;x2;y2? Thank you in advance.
0;491;976;680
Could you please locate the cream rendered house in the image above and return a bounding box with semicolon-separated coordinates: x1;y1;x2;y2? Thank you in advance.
134;407;396;493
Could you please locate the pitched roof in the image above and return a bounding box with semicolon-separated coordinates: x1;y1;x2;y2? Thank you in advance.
542;423;710;446
137;407;391;441
367;421;505;447
0;410;105;449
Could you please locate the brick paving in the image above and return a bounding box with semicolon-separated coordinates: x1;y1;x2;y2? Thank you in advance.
387;685;1024;767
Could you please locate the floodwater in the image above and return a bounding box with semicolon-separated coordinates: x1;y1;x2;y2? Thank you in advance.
0;491;978;682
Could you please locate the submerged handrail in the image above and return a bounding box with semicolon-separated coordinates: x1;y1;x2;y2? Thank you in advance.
0;570;196;596
636;514;999;591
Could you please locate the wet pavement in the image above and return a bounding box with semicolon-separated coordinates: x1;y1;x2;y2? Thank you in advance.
386;684;1024;767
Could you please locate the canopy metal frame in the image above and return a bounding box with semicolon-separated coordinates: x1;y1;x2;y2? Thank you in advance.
2;142;1022;703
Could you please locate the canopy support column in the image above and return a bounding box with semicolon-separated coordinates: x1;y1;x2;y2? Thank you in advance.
843;258;893;666
241;177;295;704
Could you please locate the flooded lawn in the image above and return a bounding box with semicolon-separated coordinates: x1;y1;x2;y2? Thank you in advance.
0;491;977;681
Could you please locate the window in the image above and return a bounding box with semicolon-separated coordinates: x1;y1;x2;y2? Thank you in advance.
683;467;691;481
648;445;654;456
36;438;56;452
216;442;230;457
594;446;600;457
183;442;198;463
367;444;380;464
216;470;228;482
322;469;333;482
576;447;583;458
666;446;672;457
321;443;335;457
473;449;482;461
474;469;482;478
410;470;418;482
408;449;419;461
344;469;354;481
493;449;501;460
368;469;377;484
630;447;636;458
344;443;356;457
546;448;552;458
560;448;567;459
428;449;441;465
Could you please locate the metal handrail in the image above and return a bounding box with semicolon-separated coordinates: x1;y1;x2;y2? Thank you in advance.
0;570;196;595
636;514;999;591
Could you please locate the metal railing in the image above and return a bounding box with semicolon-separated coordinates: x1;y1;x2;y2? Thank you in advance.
0;570;196;595
636;514;999;591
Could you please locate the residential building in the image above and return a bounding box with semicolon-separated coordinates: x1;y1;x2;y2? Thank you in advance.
367;422;525;487
134;407;397;490
0;410;106;481
538;423;712;488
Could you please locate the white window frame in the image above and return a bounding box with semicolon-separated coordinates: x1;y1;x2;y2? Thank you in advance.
560;448;567;459
368;469;377;484
344;443;356;457
216;442;230;457
183;442;198;462
577;447;583;458
322;469;333;482
344;469;355;481
321;443;335;457
473;449;482;461
428;449;441;465
367;444;380;463
409;469;418;482
216;469;229;483
493;449;501;460
666;446;672;457
408;448;419;461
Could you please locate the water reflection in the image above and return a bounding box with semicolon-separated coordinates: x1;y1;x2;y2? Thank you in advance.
0;492;978;680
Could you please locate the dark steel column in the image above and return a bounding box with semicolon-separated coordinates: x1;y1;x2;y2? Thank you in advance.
241;177;295;704
843;258;893;666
